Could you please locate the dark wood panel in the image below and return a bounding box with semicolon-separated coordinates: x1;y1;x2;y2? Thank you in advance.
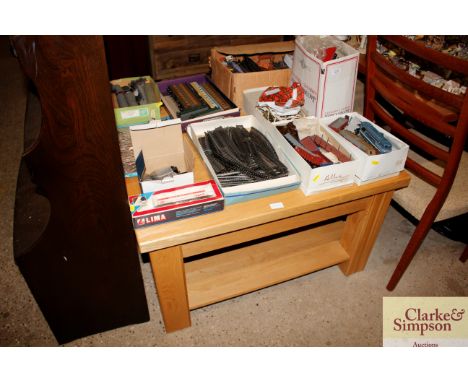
104;35;152;80
150;35;284;80
151;35;283;52
154;47;212;77
12;36;149;344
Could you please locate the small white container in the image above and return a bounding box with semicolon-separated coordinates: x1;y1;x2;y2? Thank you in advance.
320;112;409;184
268;117;360;195
187;115;301;205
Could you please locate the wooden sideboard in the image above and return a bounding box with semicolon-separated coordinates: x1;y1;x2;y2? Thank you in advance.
12;36;150;344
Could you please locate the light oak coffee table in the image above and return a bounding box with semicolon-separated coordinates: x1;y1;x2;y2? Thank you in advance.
127;136;410;333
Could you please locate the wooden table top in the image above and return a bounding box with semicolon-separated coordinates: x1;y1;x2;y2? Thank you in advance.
127;134;410;253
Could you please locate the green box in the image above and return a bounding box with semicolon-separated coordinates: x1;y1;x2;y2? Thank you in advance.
110;76;162;128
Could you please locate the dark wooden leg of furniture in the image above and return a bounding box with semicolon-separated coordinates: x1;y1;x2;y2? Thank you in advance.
386;195;447;291
460;245;468;263
386;222;430;291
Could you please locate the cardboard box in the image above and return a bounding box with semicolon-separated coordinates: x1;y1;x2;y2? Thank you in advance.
129;123;194;193
116;106;183;179
116;116;184;179
264;117;360;195
211;41;294;113
129;180;224;229
157;74;240;132
320;112;409;184
135;140;195;194
291;36;359;118
187;115;301;205
110;76;163;128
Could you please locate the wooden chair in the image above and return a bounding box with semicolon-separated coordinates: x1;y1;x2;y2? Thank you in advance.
364;35;468;290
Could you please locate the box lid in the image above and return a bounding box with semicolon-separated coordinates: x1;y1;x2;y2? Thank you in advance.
213;41;295;56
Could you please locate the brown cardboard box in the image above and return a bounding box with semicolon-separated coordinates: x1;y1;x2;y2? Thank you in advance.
130;123;195;193
211;41;294;113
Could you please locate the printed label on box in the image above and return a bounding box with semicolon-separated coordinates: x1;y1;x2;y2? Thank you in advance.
129;180;224;228
121;108;149;120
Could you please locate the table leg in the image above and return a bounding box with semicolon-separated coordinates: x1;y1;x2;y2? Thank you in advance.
149;246;191;332
339;191;394;275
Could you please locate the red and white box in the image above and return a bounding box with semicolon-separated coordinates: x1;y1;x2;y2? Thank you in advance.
129;180;224;228
291;35;359;118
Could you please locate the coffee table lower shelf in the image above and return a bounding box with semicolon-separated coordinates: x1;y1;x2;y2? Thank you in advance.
185;221;348;309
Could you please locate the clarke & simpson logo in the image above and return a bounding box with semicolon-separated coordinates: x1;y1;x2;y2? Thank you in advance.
393;307;465;336
383;297;468;347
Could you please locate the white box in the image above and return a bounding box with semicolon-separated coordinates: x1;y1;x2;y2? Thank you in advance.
136;140;195;194
187;115;301;205
266;117;360;195
130;123;195;193
243;88;360;195
291;36;359;118
320;112;409;184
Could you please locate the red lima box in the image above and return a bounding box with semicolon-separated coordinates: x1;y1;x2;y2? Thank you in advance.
129;180;224;229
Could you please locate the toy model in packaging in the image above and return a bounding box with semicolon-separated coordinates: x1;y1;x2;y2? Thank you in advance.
129;180;224;228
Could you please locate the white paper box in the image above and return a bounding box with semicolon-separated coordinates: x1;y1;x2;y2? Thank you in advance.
187;115;301;205
320;112;409;183
266;117;360;195
131;123;195;193
136;141;195;194
291;36;359;118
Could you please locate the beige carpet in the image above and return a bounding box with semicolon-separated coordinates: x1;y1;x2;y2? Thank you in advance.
393;148;468;222
0;40;466;347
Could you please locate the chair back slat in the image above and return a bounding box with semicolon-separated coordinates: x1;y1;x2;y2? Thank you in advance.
372;51;464;112
369;98;450;163
405;157;442;188
382;35;468;76
366;34;468;193
371;74;457;137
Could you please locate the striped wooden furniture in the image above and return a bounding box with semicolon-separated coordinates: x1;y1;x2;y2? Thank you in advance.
364;35;468;290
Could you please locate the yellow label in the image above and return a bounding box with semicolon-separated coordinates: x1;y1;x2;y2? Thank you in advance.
313;174;320;182
371;160;380;165
383;297;468;347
